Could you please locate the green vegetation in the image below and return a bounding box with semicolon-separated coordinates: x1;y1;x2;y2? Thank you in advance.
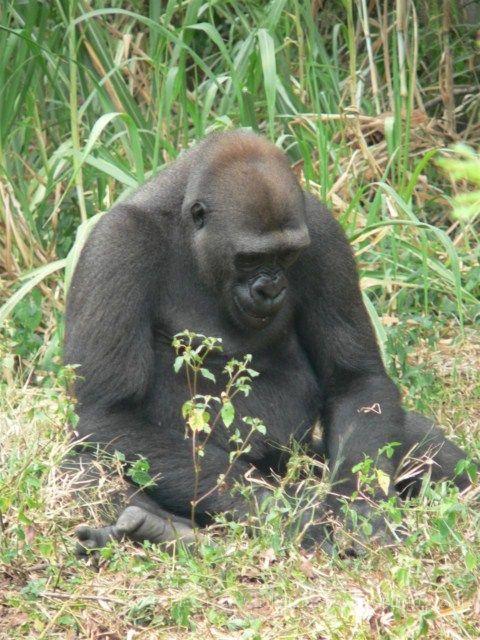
0;1;479;638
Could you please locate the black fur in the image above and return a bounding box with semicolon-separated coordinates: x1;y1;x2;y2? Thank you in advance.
64;131;470;553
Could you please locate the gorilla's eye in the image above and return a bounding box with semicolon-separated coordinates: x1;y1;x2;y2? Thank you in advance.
280;249;301;267
191;202;207;229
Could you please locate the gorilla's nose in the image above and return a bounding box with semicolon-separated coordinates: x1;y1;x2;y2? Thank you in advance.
250;275;286;313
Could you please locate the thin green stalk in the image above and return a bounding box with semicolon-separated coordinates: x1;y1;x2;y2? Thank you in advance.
68;0;87;223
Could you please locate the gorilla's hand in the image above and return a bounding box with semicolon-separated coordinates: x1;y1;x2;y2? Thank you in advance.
299;495;401;557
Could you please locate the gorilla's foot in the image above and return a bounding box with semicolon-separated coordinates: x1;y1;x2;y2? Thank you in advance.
75;506;197;557
116;505;196;546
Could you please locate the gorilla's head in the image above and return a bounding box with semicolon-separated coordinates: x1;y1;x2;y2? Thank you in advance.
182;132;310;330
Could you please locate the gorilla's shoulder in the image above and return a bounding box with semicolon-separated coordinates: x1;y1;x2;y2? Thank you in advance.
72;205;167;283
302;191;351;253
90;204;164;248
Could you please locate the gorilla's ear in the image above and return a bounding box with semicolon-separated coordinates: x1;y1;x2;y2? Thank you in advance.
190;201;207;229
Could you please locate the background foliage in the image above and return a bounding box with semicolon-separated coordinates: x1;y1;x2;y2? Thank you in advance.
1;0;479;377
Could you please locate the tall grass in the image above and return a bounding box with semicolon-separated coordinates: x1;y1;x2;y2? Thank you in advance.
0;0;479;373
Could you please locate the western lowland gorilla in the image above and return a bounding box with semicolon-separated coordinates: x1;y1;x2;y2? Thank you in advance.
64;130;472;556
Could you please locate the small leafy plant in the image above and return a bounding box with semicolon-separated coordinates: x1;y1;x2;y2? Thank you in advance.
172;331;265;526
350;441;402;499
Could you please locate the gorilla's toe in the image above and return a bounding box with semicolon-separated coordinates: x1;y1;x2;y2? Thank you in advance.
75;524;120;557
116;506;147;535
117;506;195;545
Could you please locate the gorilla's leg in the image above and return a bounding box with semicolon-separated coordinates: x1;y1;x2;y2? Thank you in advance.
395;411;472;497
62;453;196;557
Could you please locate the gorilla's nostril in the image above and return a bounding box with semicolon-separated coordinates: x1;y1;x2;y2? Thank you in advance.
250;276;286;311
251;276;285;302
257;284;272;300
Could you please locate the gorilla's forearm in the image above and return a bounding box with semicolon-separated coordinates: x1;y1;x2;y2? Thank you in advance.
323;373;403;497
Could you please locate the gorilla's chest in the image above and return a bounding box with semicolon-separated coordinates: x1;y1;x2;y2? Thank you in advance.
150;330;320;458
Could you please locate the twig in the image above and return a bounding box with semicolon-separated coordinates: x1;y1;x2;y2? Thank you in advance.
424;86;477;110
40;591;127;605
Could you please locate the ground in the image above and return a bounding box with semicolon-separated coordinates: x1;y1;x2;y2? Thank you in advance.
1;326;478;640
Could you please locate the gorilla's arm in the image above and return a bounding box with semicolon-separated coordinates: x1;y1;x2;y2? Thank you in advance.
64;205;157;410
294;195;405;505
294;195;470;522
64;206;187;551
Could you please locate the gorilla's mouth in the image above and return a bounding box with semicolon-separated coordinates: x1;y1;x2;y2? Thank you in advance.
233;295;275;328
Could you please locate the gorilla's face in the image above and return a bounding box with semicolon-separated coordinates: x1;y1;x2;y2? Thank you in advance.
185;147;310;330
190;216;310;329
229;237;307;329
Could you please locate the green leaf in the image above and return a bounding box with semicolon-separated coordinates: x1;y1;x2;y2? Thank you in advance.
221;402;235;428
0;260;66;326
257;28;276;139
174;356;184;373
465;550;477;571
82;154;139;188
255;423;266;435
362;291;387;367
182;401;193;419
200;368;216;383
127;458;153;488
64;212;103;291
376;469;391;496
